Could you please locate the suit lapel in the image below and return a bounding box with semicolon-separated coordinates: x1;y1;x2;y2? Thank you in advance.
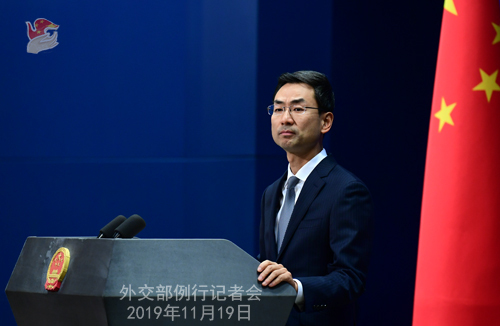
265;173;287;261
277;155;337;261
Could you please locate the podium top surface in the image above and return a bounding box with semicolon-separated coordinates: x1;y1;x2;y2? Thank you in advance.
6;237;296;298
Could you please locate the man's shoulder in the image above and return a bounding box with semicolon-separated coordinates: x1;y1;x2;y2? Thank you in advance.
262;154;369;196
315;155;368;189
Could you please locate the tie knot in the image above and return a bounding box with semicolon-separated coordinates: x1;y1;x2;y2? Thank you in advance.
287;176;300;189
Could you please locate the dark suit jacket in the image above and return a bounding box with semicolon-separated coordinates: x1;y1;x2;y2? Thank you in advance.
259;155;373;326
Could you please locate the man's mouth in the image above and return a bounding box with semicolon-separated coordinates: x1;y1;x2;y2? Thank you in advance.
279;129;295;136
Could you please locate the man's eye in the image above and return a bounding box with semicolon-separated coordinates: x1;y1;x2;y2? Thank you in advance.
274;108;285;113
293;107;305;112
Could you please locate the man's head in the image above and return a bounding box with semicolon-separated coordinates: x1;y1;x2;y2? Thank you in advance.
270;71;334;160
273;70;335;114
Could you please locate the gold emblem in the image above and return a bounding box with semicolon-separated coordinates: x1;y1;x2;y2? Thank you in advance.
45;247;70;291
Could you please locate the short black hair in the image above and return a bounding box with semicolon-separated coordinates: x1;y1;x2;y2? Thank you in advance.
273;70;335;114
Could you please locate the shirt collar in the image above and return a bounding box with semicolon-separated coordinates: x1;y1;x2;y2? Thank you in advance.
286;148;327;184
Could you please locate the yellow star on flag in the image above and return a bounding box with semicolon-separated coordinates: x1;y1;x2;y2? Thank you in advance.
435;97;456;132
493;22;500;45
444;0;458;16
472;69;500;102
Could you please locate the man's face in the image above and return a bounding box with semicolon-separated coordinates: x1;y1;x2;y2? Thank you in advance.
271;83;329;157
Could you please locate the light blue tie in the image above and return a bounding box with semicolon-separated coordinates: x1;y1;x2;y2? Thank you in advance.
277;176;300;252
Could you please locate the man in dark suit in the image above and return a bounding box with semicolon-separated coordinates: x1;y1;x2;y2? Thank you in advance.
257;71;373;326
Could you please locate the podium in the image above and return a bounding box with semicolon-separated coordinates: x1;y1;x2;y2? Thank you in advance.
5;237;295;325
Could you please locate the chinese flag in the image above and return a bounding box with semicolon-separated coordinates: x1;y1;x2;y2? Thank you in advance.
413;0;500;325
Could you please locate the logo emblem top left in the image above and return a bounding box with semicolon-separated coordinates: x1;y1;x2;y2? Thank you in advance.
25;18;59;54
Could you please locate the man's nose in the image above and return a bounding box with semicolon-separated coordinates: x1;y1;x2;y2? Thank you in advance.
280;108;294;124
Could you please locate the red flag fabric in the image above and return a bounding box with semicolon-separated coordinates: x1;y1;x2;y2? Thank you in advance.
413;0;500;325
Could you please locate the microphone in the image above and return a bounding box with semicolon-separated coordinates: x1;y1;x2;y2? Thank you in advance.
98;215;127;238
113;214;146;238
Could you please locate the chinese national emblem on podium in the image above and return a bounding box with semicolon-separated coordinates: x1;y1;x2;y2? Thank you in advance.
45;247;70;291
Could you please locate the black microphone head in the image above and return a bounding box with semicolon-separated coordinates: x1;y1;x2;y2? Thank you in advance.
114;214;146;238
98;215;127;238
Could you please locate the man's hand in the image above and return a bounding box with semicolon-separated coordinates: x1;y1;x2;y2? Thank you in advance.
257;260;298;292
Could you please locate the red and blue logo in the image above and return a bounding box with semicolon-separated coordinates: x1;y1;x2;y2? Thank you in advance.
25;18;59;54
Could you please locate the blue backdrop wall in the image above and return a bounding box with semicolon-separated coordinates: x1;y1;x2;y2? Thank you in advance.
1;1;443;325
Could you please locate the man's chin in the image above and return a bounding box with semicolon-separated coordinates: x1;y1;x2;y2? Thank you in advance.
277;140;295;152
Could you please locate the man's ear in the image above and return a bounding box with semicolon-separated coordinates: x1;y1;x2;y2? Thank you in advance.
321;112;334;134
